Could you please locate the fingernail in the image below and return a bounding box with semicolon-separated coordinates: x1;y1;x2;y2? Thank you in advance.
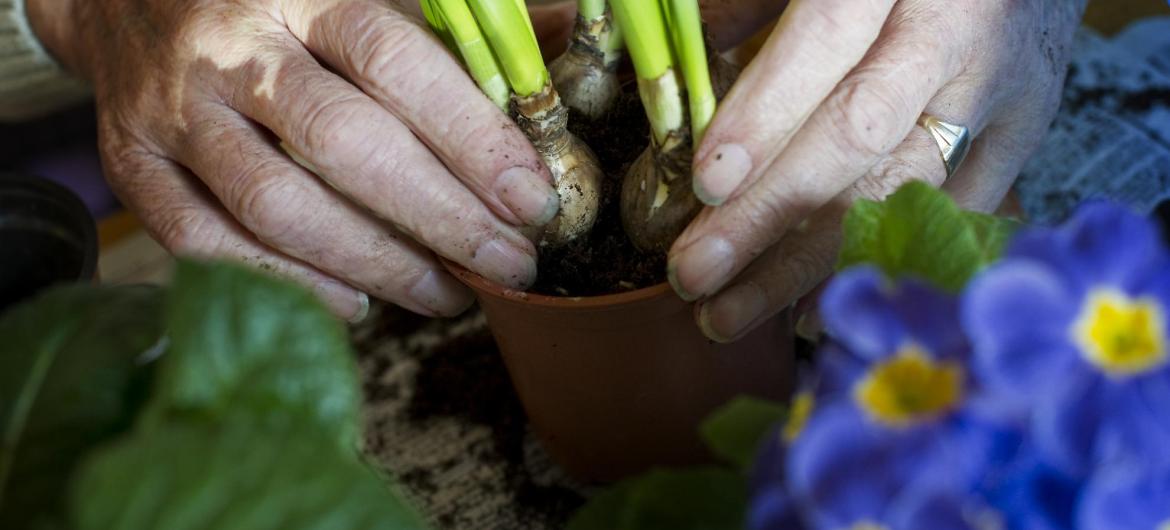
668;236;736;301
314;280;369;323
496;167;560;226
795;310;825;342
698;283;769;343
694;144;752;206
472;238;537;289
409;270;475;316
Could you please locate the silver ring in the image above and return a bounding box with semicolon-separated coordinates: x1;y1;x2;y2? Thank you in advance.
918;115;972;179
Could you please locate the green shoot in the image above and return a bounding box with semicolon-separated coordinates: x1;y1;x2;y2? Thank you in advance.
466;0;549;97
424;0;510;109
610;0;683;145
420;0;458;54
664;0;715;144
612;0;715;146
578;0;607;20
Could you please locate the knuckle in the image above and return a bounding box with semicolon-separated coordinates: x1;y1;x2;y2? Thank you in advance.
826;78;908;161
298;92;369;155
230;164;312;242
355;15;432;84
782;239;836;294
156;209;221;256
858;155;937;199
733;187;805;253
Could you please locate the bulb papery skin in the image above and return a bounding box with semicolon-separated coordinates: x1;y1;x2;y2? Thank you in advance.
549;14;622;121
513;84;604;249
620;132;702;254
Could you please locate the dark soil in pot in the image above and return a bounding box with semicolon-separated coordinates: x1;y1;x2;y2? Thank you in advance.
530;91;666;297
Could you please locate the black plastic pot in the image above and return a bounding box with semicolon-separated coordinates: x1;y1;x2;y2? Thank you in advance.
0;173;97;313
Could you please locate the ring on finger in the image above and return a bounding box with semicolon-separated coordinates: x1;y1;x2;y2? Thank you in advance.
918;114;972;178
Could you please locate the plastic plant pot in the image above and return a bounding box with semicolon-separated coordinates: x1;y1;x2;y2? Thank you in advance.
444;259;795;482
0;173;98;314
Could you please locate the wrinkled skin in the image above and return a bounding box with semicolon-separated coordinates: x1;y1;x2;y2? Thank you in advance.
24;0;777;322
671;0;1088;342
26;0;584;321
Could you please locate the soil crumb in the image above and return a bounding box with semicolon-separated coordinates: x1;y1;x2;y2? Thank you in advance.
407;329;584;526
531;91;666;296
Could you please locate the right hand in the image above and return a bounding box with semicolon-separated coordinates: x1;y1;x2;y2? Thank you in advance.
28;0;570;322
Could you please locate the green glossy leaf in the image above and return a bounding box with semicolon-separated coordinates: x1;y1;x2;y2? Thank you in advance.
963;210;1021;264
70;421;426;530
837;182;1019;291
143;261;360;446
0;285;164;529
567;467;746;530
699;396;785;472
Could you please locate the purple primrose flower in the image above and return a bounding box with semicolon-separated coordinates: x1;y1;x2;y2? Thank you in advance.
962;202;1170;474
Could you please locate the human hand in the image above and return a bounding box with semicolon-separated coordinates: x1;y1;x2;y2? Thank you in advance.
671;0;1087;342
27;0;574;322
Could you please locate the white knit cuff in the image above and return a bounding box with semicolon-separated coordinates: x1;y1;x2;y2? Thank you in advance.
0;0;90;122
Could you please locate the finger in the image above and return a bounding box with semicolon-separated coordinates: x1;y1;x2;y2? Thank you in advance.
671;11;966;301
943;105;1064;214
287;0;560;228
692;0;898;205
695;109;1010;343
104;151;370;322
218;38;538;290
173;103;474;317
694;132;940;342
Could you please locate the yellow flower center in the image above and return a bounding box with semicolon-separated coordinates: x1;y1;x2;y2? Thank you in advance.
1073;289;1167;377
783;392;815;443
1158;520;1170;530
853;345;964;427
844;521;889;530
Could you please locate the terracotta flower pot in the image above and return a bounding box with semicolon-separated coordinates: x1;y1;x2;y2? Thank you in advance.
444;261;795;482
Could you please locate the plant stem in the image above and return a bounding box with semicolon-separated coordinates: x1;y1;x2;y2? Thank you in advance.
665;0;715;144
466;0;548;97
610;0;683;146
419;0;457;54
578;0;607;21
427;0;510;109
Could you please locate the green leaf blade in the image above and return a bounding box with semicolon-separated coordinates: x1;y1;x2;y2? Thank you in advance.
70;422;426;530
147;260;361;447
836;182;1020;291
698;396;786;472
568;467;746;530
0;285;165;529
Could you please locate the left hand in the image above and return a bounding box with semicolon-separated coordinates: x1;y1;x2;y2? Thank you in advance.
670;0;1087;342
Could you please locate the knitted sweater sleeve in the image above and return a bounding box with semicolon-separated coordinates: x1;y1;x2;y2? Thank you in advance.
0;0;89;122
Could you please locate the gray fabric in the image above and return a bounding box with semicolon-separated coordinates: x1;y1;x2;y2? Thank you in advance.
0;0;89;121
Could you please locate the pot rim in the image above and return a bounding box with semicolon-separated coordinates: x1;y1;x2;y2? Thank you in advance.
0;172;98;283
441;257;677;310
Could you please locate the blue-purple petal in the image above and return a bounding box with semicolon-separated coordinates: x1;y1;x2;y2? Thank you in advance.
888;485;982;530
1096;373;1170;469
978;443;1080;530
963;261;1083;395
1008;202;1169;293
822;267;965;363
787;402;953;528
1078;465;1170;530
821;268;909;361
747;485;806;530
1031;374;1108;476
